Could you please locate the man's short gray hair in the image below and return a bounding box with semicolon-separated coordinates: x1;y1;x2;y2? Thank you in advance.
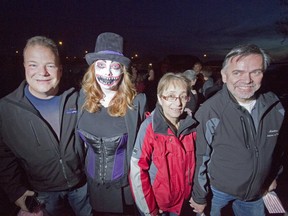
222;44;270;71
23;36;60;64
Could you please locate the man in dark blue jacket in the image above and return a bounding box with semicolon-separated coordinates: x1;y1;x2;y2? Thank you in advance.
0;36;92;216
190;44;285;216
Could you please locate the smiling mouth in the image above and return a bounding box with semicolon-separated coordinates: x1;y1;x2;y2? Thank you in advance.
96;75;121;86
36;79;51;82
237;86;254;90
171;107;182;112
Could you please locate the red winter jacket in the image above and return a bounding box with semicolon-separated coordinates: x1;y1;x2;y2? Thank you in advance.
130;104;197;215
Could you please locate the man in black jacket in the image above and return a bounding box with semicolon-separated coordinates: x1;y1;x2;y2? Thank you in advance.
190;44;285;216
0;36;92;216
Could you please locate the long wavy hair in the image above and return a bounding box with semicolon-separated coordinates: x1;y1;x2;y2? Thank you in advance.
81;62;137;117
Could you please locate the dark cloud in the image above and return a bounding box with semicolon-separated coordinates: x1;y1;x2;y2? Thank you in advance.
1;0;287;61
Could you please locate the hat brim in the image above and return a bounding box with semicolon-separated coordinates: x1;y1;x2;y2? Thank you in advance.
85;53;131;67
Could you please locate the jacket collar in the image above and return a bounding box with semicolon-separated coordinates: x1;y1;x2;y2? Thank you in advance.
222;83;281;114
152;103;197;137
12;80;75;102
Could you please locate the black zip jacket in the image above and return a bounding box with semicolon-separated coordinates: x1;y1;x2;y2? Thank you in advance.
192;84;285;204
0;81;86;202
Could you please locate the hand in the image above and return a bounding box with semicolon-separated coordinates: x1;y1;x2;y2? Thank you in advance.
189;197;206;214
155;209;163;216
268;179;277;192
17;209;44;216
15;190;35;212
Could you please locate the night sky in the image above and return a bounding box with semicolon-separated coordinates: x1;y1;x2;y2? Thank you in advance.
1;0;288;62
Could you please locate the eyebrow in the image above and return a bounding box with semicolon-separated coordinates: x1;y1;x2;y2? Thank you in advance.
25;60;56;65
164;90;187;94
232;69;263;73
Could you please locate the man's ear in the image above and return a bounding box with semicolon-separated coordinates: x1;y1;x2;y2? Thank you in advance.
221;69;227;83
59;65;63;78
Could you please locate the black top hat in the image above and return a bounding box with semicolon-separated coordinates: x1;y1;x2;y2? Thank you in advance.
85;32;131;67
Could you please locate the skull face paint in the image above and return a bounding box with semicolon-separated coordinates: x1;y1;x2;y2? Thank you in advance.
94;60;123;90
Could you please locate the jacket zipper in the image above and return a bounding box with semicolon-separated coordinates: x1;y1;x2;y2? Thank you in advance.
59;158;72;187
243;115;259;200
240;116;250;149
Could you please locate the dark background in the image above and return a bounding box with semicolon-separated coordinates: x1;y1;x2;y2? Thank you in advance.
0;1;287;215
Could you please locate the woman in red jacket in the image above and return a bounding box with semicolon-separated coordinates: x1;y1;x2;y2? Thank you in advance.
130;72;197;216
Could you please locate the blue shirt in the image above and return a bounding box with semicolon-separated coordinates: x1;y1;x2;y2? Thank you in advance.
25;85;61;139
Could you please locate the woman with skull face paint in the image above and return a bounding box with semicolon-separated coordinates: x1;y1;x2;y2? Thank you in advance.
77;32;147;215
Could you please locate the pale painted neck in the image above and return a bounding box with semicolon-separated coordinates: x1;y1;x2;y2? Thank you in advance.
100;88;117;107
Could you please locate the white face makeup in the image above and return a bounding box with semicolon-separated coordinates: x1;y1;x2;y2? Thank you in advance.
94;60;123;90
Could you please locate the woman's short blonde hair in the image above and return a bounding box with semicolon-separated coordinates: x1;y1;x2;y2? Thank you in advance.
157;72;190;97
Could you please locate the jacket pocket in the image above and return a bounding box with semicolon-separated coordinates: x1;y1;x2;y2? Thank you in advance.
152;161;182;208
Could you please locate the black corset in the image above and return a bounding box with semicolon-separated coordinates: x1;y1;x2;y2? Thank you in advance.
78;129;128;184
